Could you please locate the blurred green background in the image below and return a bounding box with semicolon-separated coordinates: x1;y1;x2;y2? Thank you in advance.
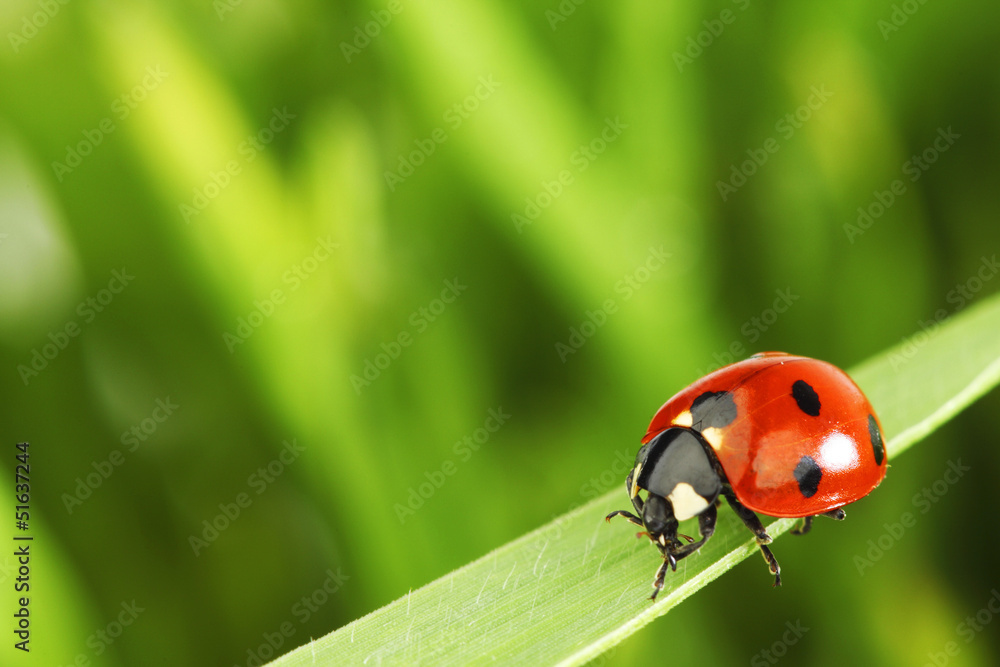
2;0;1000;665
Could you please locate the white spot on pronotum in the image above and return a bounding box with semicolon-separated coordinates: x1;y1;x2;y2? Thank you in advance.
668;482;710;521
630;462;643;497
701;426;724;450
673;410;693;427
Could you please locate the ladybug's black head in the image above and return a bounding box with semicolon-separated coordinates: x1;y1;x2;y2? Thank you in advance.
632;428;722;534
610;426;729;598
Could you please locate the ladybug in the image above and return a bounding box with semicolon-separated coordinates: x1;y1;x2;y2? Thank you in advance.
607;352;887;600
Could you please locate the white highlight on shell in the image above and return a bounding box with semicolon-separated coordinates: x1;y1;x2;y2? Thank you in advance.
668;482;710;521
819;431;859;473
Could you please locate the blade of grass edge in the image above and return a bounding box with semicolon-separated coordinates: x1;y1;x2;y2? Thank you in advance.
269;291;1000;667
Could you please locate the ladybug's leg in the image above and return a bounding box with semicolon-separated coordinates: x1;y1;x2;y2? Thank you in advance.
722;489;782;586
666;503;717;562
648;504;717;600
605;468;646;526
792;508;846;535
636;495;685;600
649;557;675;601
605;510;643;528
791;516;814;535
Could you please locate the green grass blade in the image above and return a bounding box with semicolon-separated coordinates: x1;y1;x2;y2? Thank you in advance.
269;292;1000;667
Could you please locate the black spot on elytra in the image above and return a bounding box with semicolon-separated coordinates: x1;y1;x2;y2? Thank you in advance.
791;380;821;417
690;391;737;429
868;414;885;465
793;456;822;498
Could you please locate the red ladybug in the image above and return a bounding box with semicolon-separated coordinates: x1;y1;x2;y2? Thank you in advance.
607;352;887;600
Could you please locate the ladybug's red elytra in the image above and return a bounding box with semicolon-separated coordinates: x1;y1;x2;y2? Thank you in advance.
607;352;887;600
